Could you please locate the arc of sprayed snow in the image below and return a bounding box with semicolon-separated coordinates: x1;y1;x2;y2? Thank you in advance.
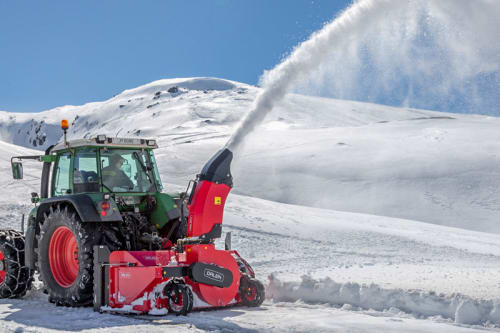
226;0;404;151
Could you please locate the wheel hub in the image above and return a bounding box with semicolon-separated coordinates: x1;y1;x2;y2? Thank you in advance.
49;226;79;287
245;285;257;301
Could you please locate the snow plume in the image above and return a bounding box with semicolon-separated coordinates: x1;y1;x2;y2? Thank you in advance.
227;0;500;151
268;275;500;326
226;0;402;151
295;0;500;115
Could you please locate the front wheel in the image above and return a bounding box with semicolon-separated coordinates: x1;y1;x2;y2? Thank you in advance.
240;275;265;307
163;280;193;316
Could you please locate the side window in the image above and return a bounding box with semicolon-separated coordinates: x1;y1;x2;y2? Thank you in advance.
53;153;71;196
74;148;99;193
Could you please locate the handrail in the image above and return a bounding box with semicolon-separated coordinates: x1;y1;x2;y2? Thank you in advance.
10;155;43;163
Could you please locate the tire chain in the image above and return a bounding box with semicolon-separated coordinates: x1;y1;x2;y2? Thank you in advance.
0;230;33;298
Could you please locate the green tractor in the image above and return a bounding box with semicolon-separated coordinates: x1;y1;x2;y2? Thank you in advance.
1;120;186;306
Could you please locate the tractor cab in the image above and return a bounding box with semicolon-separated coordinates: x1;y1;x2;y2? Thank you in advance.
10;124;183;245
12;136;163;198
47;138;163;196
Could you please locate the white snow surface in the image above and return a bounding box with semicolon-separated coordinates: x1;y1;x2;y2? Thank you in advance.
1;77;500;332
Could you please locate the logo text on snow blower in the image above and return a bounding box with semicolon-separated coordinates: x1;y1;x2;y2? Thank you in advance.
204;268;224;282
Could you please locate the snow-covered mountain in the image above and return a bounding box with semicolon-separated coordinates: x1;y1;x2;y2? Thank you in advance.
0;78;249;151
1;77;499;233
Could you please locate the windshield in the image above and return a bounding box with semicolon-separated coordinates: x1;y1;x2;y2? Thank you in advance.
100;148;157;193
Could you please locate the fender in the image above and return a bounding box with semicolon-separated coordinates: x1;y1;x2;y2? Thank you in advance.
30;195;121;269
36;194;123;223
24;216;37;270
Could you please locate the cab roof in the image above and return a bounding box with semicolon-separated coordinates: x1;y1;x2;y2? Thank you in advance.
50;135;158;153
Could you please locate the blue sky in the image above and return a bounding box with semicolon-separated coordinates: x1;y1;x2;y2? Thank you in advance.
0;1;349;113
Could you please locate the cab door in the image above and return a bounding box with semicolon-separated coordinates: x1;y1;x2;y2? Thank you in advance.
52;152;72;196
73;148;99;193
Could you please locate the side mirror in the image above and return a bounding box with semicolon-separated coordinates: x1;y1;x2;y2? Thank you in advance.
31;192;40;204
12;162;23;179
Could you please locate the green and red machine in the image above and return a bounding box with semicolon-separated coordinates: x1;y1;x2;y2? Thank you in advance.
0;120;264;315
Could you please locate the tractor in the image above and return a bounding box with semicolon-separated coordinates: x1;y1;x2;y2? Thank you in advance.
0;120;264;315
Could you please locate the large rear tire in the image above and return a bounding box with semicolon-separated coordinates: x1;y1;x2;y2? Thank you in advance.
0;230;33;298
37;206;97;306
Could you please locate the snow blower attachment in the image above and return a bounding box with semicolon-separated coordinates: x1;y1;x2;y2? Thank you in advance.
93;148;265;315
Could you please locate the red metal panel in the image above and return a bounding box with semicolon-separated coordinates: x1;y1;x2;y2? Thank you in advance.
109;266;158;307
187;180;231;237
108;251;173;312
109;250;176;266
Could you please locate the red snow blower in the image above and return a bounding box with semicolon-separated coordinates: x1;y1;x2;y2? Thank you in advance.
93;148;265;315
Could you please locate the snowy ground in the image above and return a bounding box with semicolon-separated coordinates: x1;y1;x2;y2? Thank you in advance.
1;186;500;331
2;295;498;333
1;78;500;332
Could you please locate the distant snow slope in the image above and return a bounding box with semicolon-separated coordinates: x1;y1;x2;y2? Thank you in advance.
1;77;499;233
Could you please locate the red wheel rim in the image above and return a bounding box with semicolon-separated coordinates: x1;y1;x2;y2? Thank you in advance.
49;226;79;287
168;288;184;312
0;251;5;285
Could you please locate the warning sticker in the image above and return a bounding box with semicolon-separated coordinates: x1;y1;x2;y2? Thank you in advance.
214;196;222;205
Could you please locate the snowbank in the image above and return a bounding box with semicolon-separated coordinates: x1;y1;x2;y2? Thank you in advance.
267;275;500;326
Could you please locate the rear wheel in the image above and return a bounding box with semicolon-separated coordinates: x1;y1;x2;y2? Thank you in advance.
37;206;96;306
240;275;265;307
0;230;33;298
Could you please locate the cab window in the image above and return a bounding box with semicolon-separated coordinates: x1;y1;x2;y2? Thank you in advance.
53;153;71;196
74;148;99;193
100;149;155;192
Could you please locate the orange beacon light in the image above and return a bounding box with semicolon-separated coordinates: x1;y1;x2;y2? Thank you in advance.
61;119;69;130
